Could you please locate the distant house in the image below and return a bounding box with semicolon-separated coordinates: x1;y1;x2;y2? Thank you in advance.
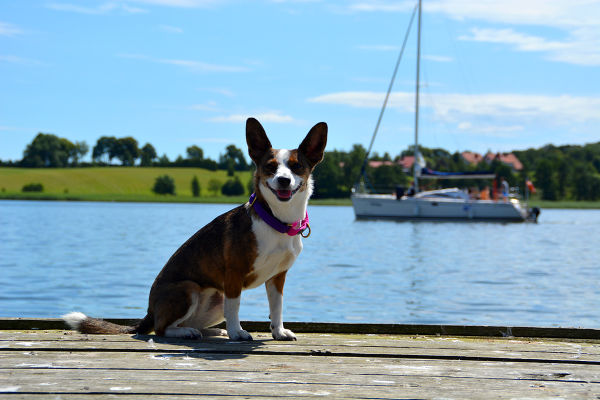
368;160;395;168
461;151;484;165
367;158;414;173
484;152;523;171
362;151;523;173
398;156;415;173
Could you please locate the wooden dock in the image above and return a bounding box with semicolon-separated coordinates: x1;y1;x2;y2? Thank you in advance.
1;319;600;399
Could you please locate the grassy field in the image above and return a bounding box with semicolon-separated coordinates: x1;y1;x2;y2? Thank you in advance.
0;167;253;203
0;167;350;205
1;167;599;208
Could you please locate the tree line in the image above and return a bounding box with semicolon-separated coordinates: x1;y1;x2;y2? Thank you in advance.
2;132;250;174
311;142;600;201
3;132;600;201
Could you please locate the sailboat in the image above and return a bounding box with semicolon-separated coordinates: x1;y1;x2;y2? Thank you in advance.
351;0;539;222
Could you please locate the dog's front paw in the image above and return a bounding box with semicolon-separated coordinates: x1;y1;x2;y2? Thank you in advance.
228;329;253;341
272;328;297;341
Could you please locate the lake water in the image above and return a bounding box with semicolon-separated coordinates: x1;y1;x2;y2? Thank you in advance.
1;200;598;328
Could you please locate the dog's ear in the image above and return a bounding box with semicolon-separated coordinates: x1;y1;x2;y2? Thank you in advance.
246;118;272;164
299;122;327;169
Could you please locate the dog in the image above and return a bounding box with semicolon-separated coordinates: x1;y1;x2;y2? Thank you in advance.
63;117;327;341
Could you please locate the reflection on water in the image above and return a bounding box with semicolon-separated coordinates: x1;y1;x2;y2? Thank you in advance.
1;200;599;328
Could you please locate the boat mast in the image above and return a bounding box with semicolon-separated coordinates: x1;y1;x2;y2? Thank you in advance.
413;0;422;192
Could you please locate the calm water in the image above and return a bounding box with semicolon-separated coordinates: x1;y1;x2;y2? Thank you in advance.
1;200;598;328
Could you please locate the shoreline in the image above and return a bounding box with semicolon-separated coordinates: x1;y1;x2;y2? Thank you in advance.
0;192;353;206
2;193;600;209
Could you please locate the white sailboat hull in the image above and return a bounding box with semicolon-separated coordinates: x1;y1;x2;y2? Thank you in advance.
351;193;530;222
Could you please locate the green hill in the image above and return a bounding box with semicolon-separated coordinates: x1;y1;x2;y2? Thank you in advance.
0;167;253;203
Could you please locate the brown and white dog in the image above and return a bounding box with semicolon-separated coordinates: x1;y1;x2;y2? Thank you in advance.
63;117;327;341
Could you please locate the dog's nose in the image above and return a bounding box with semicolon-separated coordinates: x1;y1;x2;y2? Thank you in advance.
277;177;291;188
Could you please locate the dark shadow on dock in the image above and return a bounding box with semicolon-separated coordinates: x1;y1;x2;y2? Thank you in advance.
131;333;271;361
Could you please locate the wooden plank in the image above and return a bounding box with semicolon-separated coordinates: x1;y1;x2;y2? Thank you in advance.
2;351;600;398
2;318;600;339
1;328;600;399
2;331;600;363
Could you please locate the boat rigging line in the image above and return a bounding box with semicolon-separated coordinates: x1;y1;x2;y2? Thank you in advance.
357;1;419;190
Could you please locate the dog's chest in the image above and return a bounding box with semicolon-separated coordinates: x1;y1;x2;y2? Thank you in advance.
246;217;303;289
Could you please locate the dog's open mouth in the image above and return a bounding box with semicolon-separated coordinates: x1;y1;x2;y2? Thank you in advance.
268;185;300;202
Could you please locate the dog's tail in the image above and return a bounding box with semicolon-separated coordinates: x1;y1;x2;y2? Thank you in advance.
62;312;154;335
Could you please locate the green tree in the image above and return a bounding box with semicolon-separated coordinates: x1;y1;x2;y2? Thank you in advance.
152;175;176;195
70;141;89;165
369;164;408;192
573;164;600;200
312;152;347;198
556;158;570;199
219;144;249;171
535;159;558;200
140;143;157;166
221;176;245;196
343;144;367;189
116;137;140;166
158;154;170;166
208;178;222;195
22;183;44;192
21;133;73;167
186;145;204;161
191;175;201;197
92;136;118;164
247;176;255;194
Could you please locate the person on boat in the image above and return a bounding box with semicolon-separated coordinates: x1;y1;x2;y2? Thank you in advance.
500;177;509;201
480;186;490;200
406;181;416;197
492;176;499;201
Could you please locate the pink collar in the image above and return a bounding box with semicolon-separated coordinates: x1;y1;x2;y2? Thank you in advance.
249;193;311;237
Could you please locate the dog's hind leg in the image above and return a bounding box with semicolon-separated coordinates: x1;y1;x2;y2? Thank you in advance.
181;288;227;337
151;281;207;339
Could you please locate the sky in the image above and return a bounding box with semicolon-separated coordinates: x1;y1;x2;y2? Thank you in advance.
1;0;599;163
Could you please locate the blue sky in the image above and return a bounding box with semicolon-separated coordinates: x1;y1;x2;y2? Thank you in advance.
1;0;599;163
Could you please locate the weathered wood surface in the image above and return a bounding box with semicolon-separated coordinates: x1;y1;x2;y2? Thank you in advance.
1;328;600;399
3;318;600;339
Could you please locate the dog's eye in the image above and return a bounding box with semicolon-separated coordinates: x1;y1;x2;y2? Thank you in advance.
264;162;278;174
288;162;302;172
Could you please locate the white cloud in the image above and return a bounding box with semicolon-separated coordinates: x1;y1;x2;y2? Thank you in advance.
352;0;600;29
189;101;220;111
349;0;600;66
0;55;42;66
460;28;567;52
460;27;600;66
357;45;453;63
357;44;400;52
349;1;414;13
457;121;524;138
117;53;249;73
309;91;413;110
308;91;600;125
424;0;600;29
130;0;223;7
47;2;147;14
158;24;183;34
210;112;296;123
158;58;249;73
0;22;23;36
